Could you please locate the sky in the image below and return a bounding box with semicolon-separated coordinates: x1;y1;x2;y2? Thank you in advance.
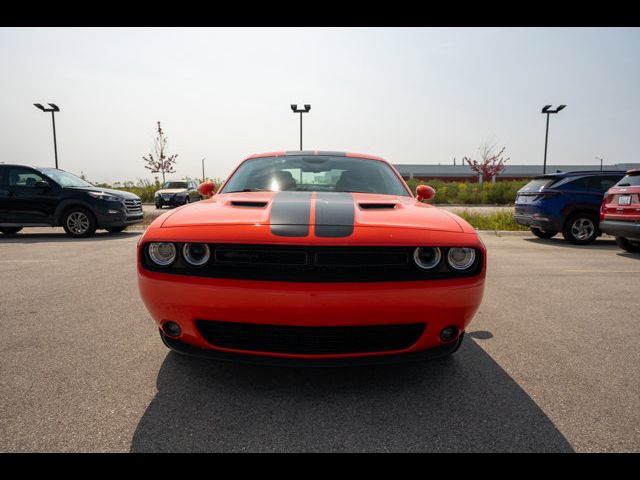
0;27;639;184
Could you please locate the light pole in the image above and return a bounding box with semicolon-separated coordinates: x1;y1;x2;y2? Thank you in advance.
595;156;603;171
290;104;311;150
201;158;206;182
34;103;61;169
541;104;566;174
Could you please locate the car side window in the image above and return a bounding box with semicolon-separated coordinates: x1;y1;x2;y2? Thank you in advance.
599;176;622;191
561;177;591;191
8;167;45;187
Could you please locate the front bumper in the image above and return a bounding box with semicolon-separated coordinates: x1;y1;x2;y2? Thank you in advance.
160;329;465;366
138;267;485;361
95;205;143;228
599;220;640;240
156;196;186;207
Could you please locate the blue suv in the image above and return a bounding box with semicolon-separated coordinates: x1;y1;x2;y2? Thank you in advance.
514;171;626;244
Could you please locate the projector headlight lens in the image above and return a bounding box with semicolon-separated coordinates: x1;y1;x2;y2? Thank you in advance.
148;242;177;266
182;243;210;267
413;247;442;270
446;248;476;271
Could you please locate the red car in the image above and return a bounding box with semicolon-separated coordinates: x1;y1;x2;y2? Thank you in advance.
600;169;640;253
137;151;487;366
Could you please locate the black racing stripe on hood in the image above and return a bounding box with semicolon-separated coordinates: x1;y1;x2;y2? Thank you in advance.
314;192;354;238
270;191;312;237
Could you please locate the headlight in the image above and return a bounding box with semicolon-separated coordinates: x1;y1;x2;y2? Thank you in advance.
87;191;121;202
148;242;177;266
413;247;442;270
182;243;210;267
446;248;476;271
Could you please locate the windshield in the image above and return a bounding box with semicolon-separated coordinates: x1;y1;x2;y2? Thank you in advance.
221;156;411;196
38;168;93;188
162;181;188;189
520;178;556;192
615;175;640;187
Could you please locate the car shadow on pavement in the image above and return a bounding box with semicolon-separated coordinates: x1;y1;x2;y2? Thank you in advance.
0;231;142;243
130;338;573;452
524;237;618;250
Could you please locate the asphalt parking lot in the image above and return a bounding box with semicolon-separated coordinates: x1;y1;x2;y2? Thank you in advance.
1;229;639;452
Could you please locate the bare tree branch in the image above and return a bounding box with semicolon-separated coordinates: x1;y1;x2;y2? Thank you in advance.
463;140;509;182
142;121;178;184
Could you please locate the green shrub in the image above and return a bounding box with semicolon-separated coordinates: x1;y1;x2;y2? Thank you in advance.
454;209;528;231
405;178;526;205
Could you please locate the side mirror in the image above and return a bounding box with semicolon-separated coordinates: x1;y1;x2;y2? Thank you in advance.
416;184;435;202
34;180;51;189
197;181;216;198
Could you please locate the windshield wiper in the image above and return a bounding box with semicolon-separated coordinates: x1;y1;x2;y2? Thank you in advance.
225;188;273;193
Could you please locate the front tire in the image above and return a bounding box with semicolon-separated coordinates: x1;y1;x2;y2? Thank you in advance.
530;227;558;239
62;207;97;238
616;236;640;253
0;227;23;235
562;213;598;245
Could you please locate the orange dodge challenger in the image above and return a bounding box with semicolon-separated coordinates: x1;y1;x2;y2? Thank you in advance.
137;151;486;366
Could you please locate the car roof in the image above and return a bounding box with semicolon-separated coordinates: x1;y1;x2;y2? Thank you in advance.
244;151;387;162
533;170;627;179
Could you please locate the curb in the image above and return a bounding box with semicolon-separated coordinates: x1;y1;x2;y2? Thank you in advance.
476;230;531;236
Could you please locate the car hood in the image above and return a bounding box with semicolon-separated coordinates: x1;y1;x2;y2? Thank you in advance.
160;191;464;232
70;186;140;200
156;188;187;195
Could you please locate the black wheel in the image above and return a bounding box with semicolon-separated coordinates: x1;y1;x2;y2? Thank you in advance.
562;213;598;245
155;203;162;209
615;236;640;253
184;197;190;205
62;207;97;238
530;227;558;239
0;227;23;235
105;226;127;233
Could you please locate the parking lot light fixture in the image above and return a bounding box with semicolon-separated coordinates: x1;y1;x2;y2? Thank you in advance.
34;102;61;169
541;104;566;174
290;104;311;150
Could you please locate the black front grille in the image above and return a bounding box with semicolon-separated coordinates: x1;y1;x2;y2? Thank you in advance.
141;244;483;282
195;320;426;355
124;199;142;214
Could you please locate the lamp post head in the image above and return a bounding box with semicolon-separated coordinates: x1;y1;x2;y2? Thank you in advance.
34;103;60;113
291;104;311;113
541;104;566;114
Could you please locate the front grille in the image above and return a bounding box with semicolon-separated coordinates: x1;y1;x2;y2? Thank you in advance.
195;320;426;355
141;244;483;282
124;199;142;214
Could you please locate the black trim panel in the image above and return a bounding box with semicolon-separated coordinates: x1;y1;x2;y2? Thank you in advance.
140;244;484;282
160;330;464;367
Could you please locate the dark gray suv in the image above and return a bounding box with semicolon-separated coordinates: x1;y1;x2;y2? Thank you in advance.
0;164;143;238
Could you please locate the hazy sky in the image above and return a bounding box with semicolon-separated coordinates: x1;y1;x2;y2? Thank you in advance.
1;27;639;184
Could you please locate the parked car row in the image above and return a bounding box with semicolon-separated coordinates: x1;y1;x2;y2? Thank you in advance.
514;168;640;253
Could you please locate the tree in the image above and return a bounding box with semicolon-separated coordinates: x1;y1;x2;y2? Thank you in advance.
142;121;178;183
463;141;509;182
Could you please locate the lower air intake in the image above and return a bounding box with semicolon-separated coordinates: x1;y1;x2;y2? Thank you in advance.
195;320;426;355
